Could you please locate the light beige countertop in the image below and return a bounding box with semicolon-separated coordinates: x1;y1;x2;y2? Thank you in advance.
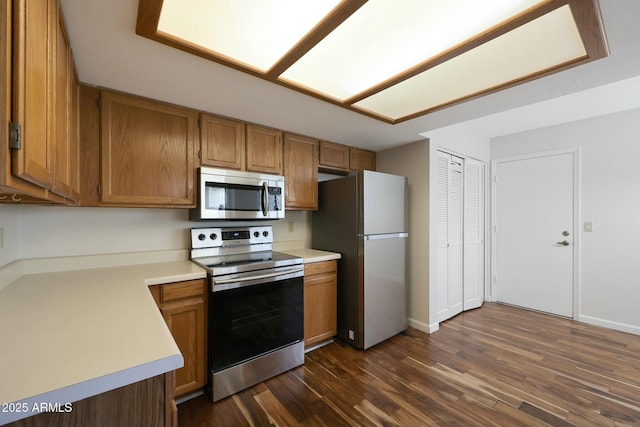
0;260;206;425
279;248;341;264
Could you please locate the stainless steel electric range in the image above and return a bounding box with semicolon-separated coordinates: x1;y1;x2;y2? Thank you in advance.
190;226;304;402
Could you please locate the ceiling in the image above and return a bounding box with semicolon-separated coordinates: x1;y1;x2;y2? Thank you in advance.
61;0;640;151
138;0;605;124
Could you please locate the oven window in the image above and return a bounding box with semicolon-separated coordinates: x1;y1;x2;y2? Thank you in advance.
210;277;303;372
205;183;262;212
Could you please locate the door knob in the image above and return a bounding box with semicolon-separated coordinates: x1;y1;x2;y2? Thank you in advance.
556;240;570;246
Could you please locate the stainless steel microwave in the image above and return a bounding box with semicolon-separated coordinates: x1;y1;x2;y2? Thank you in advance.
190;167;285;220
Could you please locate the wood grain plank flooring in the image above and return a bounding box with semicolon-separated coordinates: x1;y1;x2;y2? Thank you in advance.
178;303;640;426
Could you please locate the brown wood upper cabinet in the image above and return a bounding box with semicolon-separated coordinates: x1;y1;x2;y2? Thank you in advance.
318;141;349;171
99;91;197;207
10;0;54;191
319;141;376;172
245;124;283;175
283;133;318;210
51;8;79;201
199;113;245;170
198;115;283;175
1;0;78;203
349;147;376;171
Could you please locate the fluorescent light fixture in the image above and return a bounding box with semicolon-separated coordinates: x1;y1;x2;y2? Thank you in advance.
280;0;546;101
137;0;608;124
353;5;586;120
156;0;342;72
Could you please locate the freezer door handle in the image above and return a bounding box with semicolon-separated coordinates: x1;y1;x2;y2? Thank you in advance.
363;232;408;240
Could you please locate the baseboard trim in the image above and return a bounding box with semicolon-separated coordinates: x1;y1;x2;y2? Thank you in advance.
578;314;640;336
408;317;439;334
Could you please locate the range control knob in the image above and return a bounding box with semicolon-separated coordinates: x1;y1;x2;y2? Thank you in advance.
263;231;269;237
198;233;206;241
210;233;217;240
253;231;260;238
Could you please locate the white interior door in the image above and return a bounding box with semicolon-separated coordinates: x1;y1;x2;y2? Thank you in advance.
463;159;485;310
436;152;463;322
494;151;576;317
435;153;451;321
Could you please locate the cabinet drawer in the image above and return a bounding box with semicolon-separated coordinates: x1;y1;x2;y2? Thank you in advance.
161;279;206;302
304;260;337;277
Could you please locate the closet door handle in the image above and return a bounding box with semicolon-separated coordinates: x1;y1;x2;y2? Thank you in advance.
556;240;570;246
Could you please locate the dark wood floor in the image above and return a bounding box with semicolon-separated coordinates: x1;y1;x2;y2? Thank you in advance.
178;303;640;426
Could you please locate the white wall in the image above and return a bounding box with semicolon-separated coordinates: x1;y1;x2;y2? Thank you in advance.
491;107;640;334
377;140;431;332
2;205;310;265
0;205;20;267
422;124;491;163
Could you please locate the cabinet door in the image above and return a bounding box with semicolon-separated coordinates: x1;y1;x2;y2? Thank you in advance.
161;299;206;397
246;124;282;175
50;5;78;201
100;91;196;206
11;0;55;189
69;63;80;200
304;261;337;347
152;279;208;399
319;141;349;171
200;113;245;170
349;147;376;171
284;133;318;210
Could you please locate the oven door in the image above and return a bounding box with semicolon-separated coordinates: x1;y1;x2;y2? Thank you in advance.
199;174;284;220
210;268;303;373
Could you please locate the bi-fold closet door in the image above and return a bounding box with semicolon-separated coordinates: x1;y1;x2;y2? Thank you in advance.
436;151;485;323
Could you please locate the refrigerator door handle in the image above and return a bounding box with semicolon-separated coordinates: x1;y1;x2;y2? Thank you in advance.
363;232;408;240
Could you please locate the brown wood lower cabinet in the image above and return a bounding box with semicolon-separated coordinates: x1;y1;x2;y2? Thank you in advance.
149;279;207;399
304;260;337;348
6;372;176;427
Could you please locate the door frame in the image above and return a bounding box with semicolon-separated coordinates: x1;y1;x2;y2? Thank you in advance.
490;147;581;319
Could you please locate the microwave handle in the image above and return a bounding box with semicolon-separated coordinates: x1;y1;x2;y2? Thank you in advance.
262;181;269;217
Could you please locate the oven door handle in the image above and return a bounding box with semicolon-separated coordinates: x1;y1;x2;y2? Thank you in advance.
213;267;304;290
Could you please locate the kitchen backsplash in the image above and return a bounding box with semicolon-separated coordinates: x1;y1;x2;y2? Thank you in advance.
0;205;311;268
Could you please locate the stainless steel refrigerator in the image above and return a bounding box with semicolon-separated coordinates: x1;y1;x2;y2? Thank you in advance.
312;170;408;349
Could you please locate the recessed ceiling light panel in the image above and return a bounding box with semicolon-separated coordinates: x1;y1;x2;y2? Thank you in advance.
352;5;587;120
137;0;609;123
157;0;342;72
279;0;546;101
